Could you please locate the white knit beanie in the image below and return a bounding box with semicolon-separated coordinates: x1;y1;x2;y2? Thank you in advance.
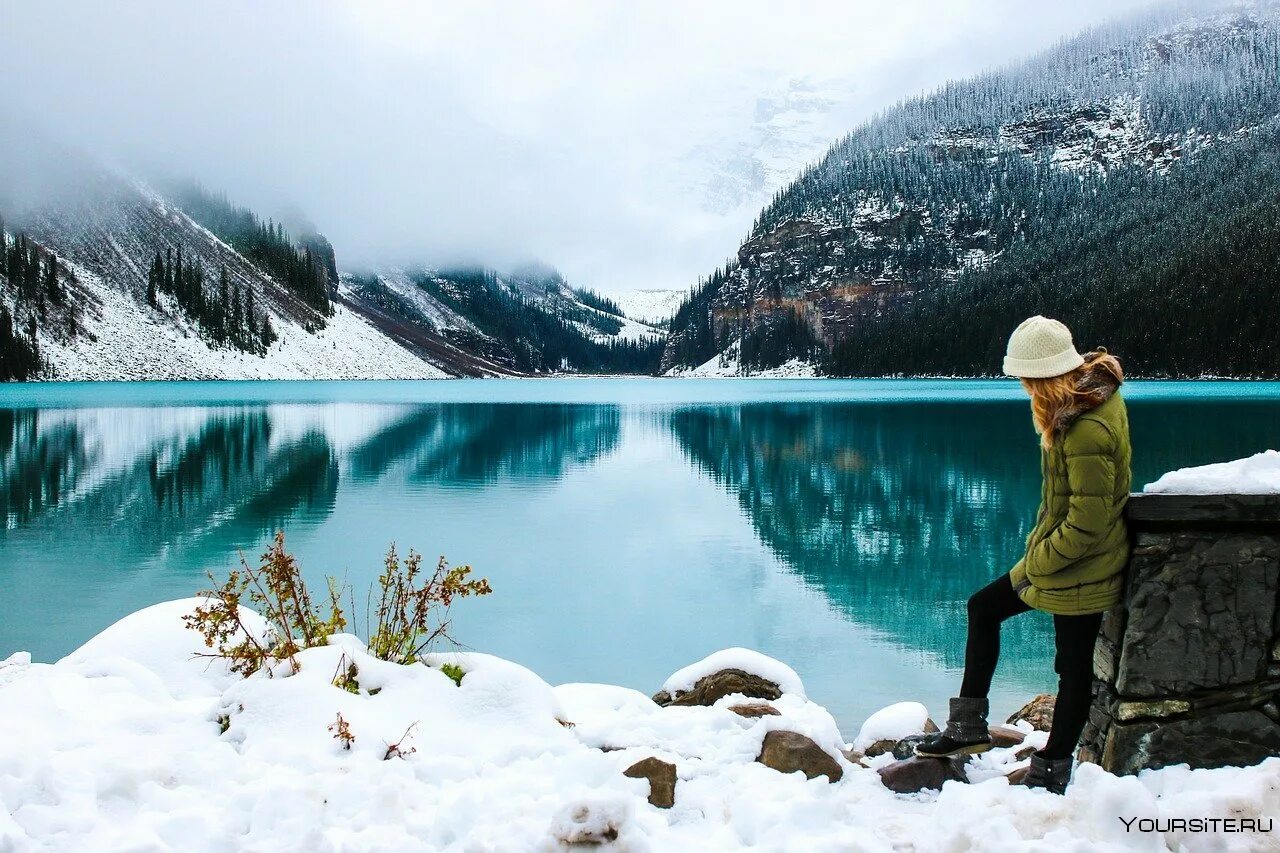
1002;316;1084;379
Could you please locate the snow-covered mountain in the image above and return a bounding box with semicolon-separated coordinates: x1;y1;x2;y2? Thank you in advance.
0;169;446;380
0;156;662;380
680;75;859;218
662;0;1280;378
612;289;687;326
340;265;663;377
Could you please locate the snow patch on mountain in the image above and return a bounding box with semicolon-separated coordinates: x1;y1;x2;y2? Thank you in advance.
665;340;817;379
580;306;664;344
38;260;444;380
679;74;860;218
613;288;686;324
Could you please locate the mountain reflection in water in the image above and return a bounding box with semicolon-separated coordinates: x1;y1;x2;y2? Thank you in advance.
3;382;1278;728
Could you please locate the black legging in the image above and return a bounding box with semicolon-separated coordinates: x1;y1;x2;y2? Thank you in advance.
959;574;1103;760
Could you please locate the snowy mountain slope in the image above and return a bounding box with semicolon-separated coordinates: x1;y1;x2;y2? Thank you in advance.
341;265;664;376
664;339;818;379
336;270;516;378
34;258;445;380
0;152;665;380
0;159;447;380
662;0;1280;378
613;288;687;325
676;74;861;219
581;306;660;344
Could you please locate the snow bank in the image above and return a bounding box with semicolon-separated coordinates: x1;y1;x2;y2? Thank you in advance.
661;647;806;698
1145;450;1280;495
854;701;933;750
2;601;1279;850
60;597;270;700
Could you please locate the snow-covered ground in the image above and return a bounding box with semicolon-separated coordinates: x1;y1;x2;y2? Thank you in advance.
612;289;686;325
578;305;665;345
38;262;445;381
665;341;819;379
2;600;1277;851
1145;449;1280;494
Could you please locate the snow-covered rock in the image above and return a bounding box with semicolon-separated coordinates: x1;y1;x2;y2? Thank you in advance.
1145;449;1280;495
59;597;270;701
854;701;934;751
661;647;805;698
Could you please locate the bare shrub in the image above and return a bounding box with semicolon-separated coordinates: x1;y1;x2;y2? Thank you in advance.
187;532;491;678
366;547;492;665
185;531;346;676
383;722;418;760
329;713;355;750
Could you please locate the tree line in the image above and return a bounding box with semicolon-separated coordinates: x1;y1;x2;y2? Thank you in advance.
827;121;1280;377
176;185;333;318
0;216;76;380
423;268;663;374
147;248;276;355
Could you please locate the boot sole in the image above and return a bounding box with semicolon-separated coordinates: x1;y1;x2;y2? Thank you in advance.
914;742;994;759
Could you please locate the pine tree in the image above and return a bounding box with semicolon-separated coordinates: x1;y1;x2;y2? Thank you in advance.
218;267;230;341
44;254;61;305
147;252;161;307
174;247;183;303
260;313;276;350
231;283;244;345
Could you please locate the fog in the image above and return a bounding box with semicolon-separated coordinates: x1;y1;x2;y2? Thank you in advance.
2;0;1159;293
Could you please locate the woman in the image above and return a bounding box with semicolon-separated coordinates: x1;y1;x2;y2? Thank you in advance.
915;315;1131;795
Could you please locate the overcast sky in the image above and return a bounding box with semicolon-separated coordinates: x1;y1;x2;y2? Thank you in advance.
2;0;1159;293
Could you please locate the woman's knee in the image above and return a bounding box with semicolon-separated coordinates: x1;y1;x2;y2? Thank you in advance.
1053;647;1095;687
967;590;995;622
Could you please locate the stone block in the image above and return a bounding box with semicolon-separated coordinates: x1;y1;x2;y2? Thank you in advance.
1114;699;1190;722
1116;532;1279;697
1103;710;1280;775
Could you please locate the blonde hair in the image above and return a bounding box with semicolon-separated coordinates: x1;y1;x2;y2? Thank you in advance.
1021;350;1123;449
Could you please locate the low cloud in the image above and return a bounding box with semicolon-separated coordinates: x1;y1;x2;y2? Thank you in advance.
1;0;1159;292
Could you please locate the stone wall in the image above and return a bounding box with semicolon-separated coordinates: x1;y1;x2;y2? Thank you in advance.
1080;493;1280;774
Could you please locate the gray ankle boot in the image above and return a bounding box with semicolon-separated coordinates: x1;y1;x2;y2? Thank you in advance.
1021;753;1073;794
915;698;993;758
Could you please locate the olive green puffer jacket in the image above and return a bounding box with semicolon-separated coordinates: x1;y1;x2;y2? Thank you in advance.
1008;382;1132;616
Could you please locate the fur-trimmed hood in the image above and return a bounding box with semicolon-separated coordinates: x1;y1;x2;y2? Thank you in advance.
1052;350;1123;436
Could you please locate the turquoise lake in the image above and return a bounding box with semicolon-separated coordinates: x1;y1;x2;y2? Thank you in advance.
3;378;1280;732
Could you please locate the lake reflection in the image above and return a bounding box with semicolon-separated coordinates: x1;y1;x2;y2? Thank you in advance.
3;380;1279;731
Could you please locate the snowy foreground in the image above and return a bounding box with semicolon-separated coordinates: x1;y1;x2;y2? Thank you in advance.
2;601;1278;851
